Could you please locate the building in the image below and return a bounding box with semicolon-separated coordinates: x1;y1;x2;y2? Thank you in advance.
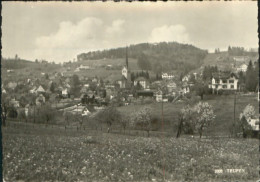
182;75;190;82
116;46;132;88
62;88;69;97
248;118;259;131
134;77;148;89
36;85;46;94
209;72;238;91
233;56;250;62
162;73;174;79
236;64;248;72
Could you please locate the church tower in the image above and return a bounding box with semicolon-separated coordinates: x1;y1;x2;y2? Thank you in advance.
126;46;128;69
122;46;129;79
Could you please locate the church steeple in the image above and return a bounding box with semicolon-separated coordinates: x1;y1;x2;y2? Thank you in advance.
126;46;128;69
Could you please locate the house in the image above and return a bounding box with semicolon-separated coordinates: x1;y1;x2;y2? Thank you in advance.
248;118;259;131
162;73;174;79
233;56;250;62
36;85;46;94
78;64;90;70
236;64;248;72
209;72;238;91
30;87;37;94
134;77;148;89
2;88;6;94
182;75;190;82
62;88;69;98
155;90;163;102
36;94;46;106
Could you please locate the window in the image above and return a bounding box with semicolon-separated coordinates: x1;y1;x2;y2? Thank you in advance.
231;85;234;89
223;85;227;89
229;80;234;83
222;80;227;83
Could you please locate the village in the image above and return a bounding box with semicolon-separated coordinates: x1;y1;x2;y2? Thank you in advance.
1;47;259;127
2;1;259;181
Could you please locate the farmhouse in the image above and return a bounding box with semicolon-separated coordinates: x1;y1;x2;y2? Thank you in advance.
209;72;238;91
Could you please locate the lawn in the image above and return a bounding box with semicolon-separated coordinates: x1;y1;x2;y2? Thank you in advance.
2;125;259;182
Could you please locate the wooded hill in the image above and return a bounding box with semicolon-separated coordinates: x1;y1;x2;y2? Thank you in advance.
77;42;208;74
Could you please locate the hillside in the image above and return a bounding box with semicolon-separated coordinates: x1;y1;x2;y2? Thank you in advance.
189;51;258;75
117;93;258;136
77;42;208;74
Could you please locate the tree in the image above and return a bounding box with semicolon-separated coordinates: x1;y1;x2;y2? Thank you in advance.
193;80;209;100
50;82;56;93
1;96;10;127
238;104;255;138
193;102;215;138
176;105;195;138
130;107;153;137
137;53;151;70
39;104;56;125
96;106;121;133
120;115;130;134
70;74;81;97
245;60;258;92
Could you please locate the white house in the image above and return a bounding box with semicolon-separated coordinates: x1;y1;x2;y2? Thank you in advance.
62;88;69;97
236;64;248;72
248;118;259;131
233;56;249;62
36;85;46;93
209;72;238;91
182;75;190;82
162;73;174;79
134;77;148;89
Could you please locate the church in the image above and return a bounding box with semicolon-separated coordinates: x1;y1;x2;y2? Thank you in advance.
116;47;132;89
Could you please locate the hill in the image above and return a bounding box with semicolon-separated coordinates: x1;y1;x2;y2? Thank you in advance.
1;58;37;70
77;42;208;74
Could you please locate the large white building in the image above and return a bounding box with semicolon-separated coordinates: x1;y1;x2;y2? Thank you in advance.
209;72;238;91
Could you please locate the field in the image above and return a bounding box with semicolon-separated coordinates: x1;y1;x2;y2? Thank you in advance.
2;125;259;182
117;93;259;136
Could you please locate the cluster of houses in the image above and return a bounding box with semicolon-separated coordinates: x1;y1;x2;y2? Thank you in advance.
3;47;253;120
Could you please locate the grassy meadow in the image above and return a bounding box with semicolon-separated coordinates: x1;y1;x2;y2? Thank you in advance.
117;93;259;136
2;125;259;182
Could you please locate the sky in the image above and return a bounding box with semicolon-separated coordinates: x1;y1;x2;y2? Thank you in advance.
2;1;258;63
